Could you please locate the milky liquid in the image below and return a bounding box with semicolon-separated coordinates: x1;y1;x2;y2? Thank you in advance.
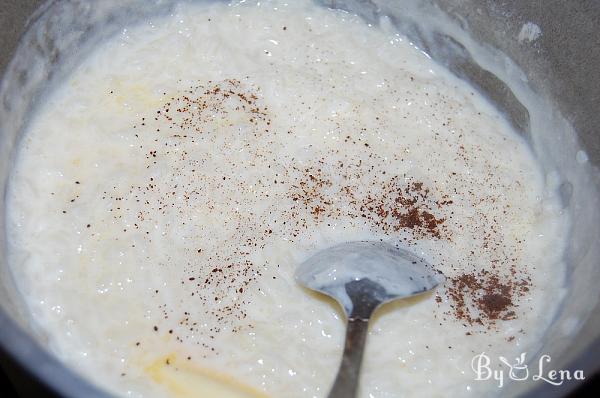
6;1;568;397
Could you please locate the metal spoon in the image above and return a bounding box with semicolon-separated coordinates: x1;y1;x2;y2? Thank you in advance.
295;241;445;398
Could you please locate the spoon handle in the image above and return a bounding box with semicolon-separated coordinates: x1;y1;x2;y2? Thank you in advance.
327;318;369;398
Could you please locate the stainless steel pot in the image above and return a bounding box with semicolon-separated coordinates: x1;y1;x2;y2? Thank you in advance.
1;1;599;397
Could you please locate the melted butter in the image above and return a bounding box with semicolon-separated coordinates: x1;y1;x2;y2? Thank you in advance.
146;354;269;398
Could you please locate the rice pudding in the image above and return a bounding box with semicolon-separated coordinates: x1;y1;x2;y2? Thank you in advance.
6;1;568;397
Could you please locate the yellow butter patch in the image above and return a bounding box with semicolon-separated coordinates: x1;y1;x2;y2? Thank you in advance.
146;354;269;398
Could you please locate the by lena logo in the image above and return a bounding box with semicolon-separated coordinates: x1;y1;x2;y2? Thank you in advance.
471;352;585;388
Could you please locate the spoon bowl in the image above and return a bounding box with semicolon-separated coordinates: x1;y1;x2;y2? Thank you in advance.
295;241;445;398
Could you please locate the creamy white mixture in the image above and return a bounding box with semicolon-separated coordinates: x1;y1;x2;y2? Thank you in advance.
7;1;568;397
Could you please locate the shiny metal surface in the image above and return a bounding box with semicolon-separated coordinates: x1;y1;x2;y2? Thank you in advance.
296;241;444;398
